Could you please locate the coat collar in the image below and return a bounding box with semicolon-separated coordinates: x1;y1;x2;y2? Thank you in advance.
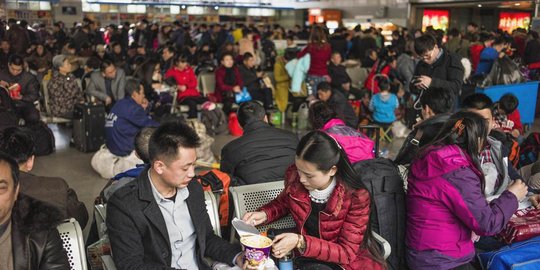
288;172;346;217
137;168;171;248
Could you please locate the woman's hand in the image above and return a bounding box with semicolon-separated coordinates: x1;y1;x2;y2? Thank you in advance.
235;252;259;270
242;211;267;226
233;86;242;93
530;194;540;209
507;179;528;201
272;233;300;259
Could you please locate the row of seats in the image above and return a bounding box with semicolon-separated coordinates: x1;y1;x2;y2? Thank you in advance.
89;181;390;270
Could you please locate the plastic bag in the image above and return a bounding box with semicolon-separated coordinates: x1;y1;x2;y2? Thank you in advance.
481;56;525;87
235;87;252;103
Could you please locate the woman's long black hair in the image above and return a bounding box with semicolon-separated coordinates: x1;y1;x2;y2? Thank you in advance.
419;110;489;192
296;130;386;267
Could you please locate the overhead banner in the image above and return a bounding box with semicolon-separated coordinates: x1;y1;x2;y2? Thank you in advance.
422;9;449;31
499;12;531;32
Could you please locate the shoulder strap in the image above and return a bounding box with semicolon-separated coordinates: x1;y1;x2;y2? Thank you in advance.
410;128;424;146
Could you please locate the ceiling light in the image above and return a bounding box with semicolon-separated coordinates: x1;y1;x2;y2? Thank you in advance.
214;5;219;10
515;3;521;6
478;4;482;7
181;5;186;9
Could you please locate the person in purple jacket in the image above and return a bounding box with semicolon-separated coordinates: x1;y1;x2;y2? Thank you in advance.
406;111;528;270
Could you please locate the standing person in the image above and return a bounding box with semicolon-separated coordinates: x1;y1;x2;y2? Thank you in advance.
523;31;540;66
406;111;528;270
243;130;385;270
446;28;470;59
165;54;206;119
5;19;30;55
298;25;332;96
410;34;464;101
475;37;507;76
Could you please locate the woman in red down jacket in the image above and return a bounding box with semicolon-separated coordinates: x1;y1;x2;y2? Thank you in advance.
244;131;385;270
298;25;332;96
165;54;206;119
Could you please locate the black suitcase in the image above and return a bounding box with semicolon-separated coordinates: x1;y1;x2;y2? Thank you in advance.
72;103;105;153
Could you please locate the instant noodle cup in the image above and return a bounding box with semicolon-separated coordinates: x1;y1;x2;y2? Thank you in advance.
240;235;272;268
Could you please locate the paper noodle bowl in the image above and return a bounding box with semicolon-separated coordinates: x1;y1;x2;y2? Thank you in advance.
240;235;272;267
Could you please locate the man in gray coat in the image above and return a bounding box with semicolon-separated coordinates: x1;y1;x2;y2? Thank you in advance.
86;59;126;109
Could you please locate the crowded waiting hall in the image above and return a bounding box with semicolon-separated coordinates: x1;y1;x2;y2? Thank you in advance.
2;0;540;269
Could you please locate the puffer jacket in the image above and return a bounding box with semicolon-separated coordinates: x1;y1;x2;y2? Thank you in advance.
12;193;70;270
260;165;384;270
165;66;200;101
407;145;518;270
285;53;310;94
322;119;374;163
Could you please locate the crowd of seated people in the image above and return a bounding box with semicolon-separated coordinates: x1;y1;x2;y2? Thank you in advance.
1;17;540;270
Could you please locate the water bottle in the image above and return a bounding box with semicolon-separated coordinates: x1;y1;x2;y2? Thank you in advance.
278;252;293;270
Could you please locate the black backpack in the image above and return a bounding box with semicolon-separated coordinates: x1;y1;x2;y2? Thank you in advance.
201;108;228;136
353;158;406;270
25;121;55;156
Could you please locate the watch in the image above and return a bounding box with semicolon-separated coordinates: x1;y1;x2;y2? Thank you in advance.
296;234;306;252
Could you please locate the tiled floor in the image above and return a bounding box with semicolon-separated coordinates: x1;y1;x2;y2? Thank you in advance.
31;120;540;239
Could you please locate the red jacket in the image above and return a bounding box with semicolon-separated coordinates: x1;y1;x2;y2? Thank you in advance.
215;66;243;102
165;66;200;101
470;44;484;72
298;43;331;76
364;63;391;94
260;166;383;270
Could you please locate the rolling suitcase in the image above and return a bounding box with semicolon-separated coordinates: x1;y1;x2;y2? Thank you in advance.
72;103;105;153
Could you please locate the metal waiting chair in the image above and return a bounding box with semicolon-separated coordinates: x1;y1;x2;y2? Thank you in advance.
229;181;392;259
204;190;222;237
57;218;88;270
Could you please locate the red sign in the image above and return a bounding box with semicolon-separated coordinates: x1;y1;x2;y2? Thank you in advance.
499;12;531;32
422;9;449;31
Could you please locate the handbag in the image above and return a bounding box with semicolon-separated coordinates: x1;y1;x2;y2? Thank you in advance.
498;208;540;244
234;87;252;103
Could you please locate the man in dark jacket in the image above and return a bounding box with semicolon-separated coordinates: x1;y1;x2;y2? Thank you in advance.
5;19;30;55
0;54;40;123
221;101;298;185
394;88;454;166
410;34;464;99
317;81;358;128
329;28;348;59
351;29;378;61
107;121;245;269
0;126;89;228
328;51;362;99
238;52;273;110
0;152;70;270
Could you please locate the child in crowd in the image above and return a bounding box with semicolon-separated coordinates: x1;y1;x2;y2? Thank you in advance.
358;89;372;126
493;93;523;138
369;79;399;125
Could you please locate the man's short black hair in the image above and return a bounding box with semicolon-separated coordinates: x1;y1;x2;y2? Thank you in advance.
148;121;201;163
316;81;332;92
378;79;390;91
243;52;254;61
125;77;142;96
448;28;460;38
163;45;176;54
462;93;493;111
135;127;156;164
420;88;455;114
0;127;35;164
499;93;519;114
237;101;266;127
8;54;24;66
414;34;438;55
0;151;20;189
100;59;115;72
493;37;507;46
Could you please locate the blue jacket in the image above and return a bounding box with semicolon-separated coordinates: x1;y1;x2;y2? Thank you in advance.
105;97;158;157
369;92;398;124
475;47;498;75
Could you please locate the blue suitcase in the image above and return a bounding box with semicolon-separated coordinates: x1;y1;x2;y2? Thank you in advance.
477;236;540;270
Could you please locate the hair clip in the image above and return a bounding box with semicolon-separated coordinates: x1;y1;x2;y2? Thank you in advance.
453;119;465;136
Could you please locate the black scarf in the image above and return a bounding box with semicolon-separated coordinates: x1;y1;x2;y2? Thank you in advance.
224;67;236;86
